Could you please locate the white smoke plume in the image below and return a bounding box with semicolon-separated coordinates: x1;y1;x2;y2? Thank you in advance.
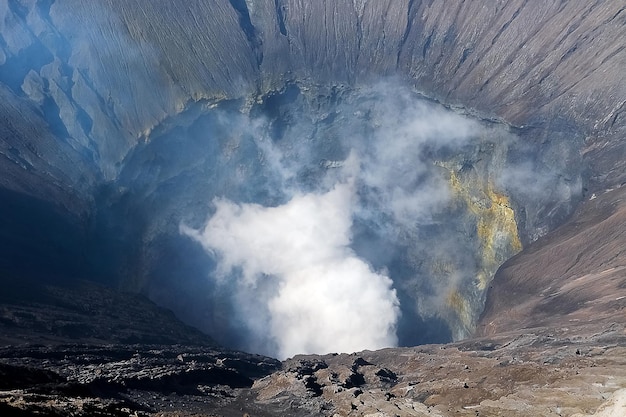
182;82;482;359
182;168;400;358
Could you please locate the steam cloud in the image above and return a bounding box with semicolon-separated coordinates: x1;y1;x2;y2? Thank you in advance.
182;83;482;359
183;174;400;359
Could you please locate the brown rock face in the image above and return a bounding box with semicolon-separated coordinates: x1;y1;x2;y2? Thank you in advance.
478;185;626;337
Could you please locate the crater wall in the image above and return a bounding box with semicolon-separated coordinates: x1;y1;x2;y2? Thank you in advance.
1;0;624;355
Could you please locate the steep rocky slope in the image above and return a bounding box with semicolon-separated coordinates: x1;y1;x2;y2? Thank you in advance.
0;278;217;346
4;0;625;185
4;0;620;347
479;182;626;336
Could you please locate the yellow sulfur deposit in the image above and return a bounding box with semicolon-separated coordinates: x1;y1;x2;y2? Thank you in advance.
445;289;473;332
443;168;523;334
448;170;522;276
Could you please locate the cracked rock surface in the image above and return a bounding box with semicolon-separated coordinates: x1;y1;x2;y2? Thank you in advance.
254;324;626;416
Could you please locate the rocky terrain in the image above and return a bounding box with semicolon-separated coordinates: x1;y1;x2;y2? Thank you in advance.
255;323;626;416
1;0;626;416
0;278;624;417
0;343;279;417
0;280;282;416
